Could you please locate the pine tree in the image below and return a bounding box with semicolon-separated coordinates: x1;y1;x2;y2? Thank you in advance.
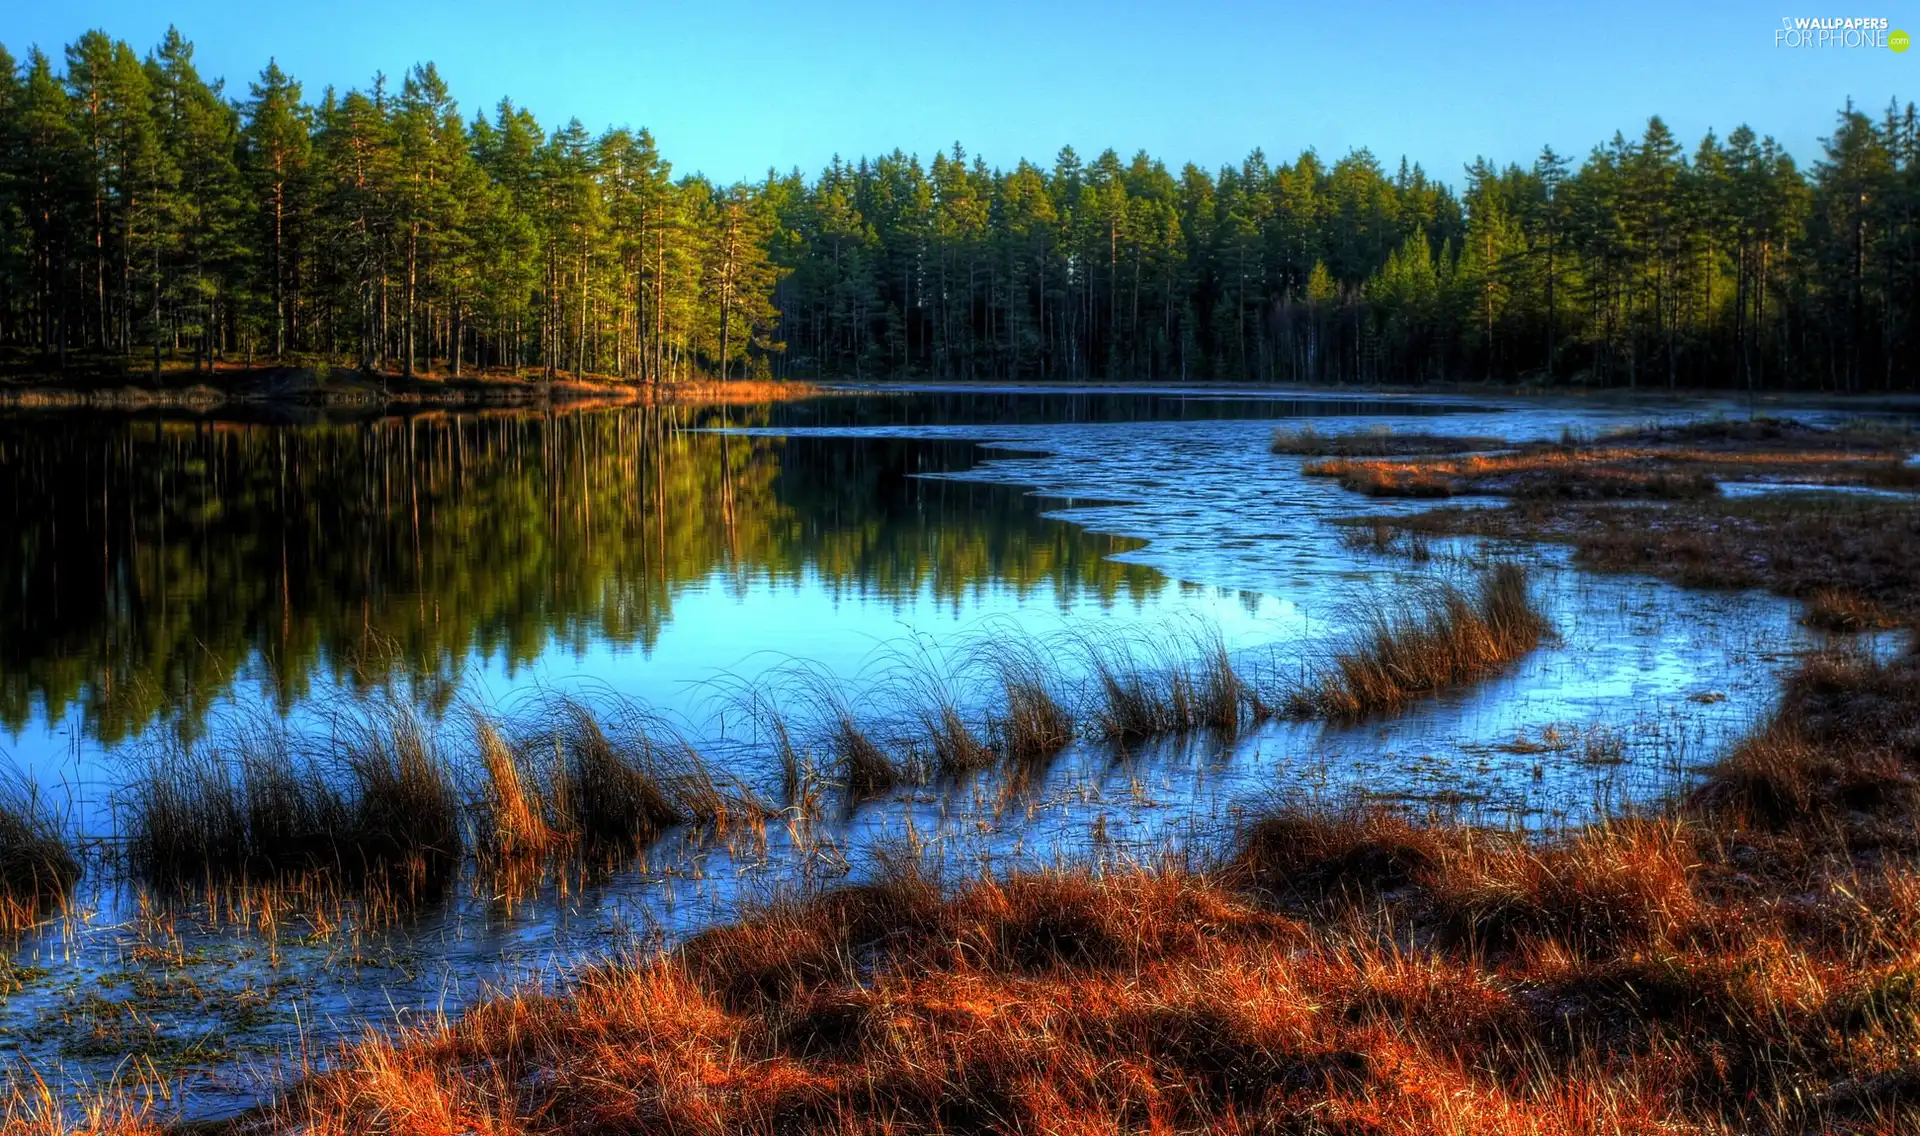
240;59;310;358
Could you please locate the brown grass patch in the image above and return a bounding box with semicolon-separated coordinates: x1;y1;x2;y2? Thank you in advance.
1803;588;1903;633
1285;563;1552;719
1270;425;1506;457
1378;494;1920;624
122;708;460;897
1298;415;1918;502
0;782;80;933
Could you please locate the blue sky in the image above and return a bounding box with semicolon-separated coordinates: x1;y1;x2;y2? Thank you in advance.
4;1;1912;185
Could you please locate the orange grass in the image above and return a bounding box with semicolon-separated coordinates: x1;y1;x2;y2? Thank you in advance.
1375;494;1920;624
1269;425;1506;457
0;784;79;934
1285;562;1552;719
33;644;1920;1136
1305;440;1918;500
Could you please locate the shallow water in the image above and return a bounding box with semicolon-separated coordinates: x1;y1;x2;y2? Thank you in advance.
0;386;1866;1117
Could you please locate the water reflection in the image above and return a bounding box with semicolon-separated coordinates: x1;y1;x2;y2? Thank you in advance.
0;408;1161;748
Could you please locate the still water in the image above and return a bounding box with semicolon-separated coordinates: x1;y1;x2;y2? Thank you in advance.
0;386;1829;1116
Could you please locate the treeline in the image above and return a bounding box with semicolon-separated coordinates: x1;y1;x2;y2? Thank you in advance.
1;27;1916;390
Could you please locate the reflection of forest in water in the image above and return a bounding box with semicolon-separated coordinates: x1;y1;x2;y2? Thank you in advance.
1;407;1159;745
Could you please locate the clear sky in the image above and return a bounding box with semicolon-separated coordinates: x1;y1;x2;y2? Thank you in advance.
4;1;1913;186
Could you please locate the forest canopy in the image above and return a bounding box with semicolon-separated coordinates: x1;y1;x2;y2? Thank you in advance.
0;27;1915;390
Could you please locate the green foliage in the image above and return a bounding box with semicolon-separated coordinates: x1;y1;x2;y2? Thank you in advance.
0;28;1915;389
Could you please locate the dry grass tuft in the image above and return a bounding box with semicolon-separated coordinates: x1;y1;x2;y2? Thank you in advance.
473;715;567;861
0;781;80;933
122;709;460;896
989;665;1074;768
831;714;902;798
1340;516;1433;560
1286;563;1551;719
1187;636;1250;732
923;704;995;777
334;709;463;894
551;706;684;852
1803;587;1902;633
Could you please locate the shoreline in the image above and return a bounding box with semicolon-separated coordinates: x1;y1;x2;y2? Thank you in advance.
8;371;1920;416
0;369;826;412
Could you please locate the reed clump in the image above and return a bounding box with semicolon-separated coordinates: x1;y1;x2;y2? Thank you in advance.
122;709;462;895
550;706;684;852
1089;650;1176;743
1339;516;1433;560
1286;563;1551;720
0;782;80;933
1183;635;1251;733
473;715;567;861
983;643;1075;767
885;646;998;778
1801;587;1901;633
832;714;902;798
922;704;995;777
324;711;461;896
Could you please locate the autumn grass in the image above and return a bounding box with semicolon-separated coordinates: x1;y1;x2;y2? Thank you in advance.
0;781;80;934
121;708;463;899
1380;493;1920;625
1305;415;1920;629
1284;562;1552;720
223;638;1920;1135
119;706;496;896
1802;587;1903;633
1298;415;1918;501
42;604;1920;1135
1080;627;1258;744
830;713;903;799
1339;516;1433;560
1307;448;1725;499
547;703;686;852
1268;424;1506;457
473;715;568;862
0;1087;160;1136
980;638;1075;768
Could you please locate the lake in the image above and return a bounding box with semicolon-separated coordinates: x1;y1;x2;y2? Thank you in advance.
0;385;1829;1116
